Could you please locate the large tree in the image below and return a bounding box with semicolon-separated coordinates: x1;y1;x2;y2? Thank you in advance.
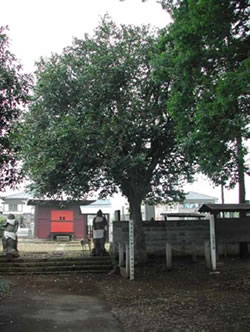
0;26;31;191
20;18;194;262
156;0;250;202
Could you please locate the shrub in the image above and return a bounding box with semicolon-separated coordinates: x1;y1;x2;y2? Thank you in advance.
0;279;11;298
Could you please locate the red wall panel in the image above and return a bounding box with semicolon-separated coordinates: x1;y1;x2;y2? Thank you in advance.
51;210;73;221
51;222;73;233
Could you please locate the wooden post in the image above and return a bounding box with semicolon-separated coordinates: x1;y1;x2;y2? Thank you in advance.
209;214;217;271
129;219;135;280
204;240;211;269
118;243;125;267
166;242;172;270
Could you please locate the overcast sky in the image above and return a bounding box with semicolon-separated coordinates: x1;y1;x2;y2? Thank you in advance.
1;0;249;202
1;0;170;73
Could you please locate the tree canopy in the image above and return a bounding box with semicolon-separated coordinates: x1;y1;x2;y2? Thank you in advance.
20;18;194;261
155;0;250;202
0;26;31;191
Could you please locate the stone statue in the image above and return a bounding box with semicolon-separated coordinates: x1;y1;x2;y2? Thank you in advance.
2;214;19;260
92;209;108;256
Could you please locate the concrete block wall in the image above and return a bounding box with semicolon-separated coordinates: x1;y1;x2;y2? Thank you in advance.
113;218;250;256
113;220;210;256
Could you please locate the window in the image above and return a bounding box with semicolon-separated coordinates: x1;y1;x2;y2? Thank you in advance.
9;204;18;212
3;203;23;212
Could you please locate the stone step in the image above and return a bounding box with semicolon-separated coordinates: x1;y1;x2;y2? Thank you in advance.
0;256;111;264
0;255;113;274
0;270;112;275
0;265;112;274
0;260;111;267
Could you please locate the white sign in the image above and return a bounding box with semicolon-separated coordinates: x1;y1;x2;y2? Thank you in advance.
129;219;135;280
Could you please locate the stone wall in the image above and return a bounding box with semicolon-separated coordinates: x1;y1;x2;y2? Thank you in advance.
112;217;250;256
112;220;210;256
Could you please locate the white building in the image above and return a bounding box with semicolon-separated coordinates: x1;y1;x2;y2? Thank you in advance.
155;191;218;220
1;192;34;217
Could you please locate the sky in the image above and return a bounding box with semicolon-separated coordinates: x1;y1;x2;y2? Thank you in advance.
1;0;249;203
1;0;170;73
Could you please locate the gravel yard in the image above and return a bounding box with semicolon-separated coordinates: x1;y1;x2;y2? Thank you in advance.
1;240;250;331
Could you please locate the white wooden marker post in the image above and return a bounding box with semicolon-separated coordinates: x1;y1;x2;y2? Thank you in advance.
209;214;217;271
129;219;135;280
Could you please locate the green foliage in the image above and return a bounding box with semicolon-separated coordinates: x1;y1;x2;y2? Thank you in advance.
0;215;5;237
155;0;250;196
0;279;11;298
20;17;194;205
0;26;31;191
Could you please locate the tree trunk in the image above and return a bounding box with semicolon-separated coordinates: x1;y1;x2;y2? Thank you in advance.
236;135;248;257
128;196;148;264
221;183;225;204
238;164;246;204
221;183;225;218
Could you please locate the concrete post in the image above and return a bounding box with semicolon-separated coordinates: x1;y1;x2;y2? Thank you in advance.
209;214;217;271
126;243;129;278
129;219;135;280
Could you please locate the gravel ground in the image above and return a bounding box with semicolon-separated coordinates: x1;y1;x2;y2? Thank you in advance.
1;241;250;331
102;257;250;332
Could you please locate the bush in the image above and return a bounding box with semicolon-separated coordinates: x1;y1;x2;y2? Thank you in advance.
0;279;11;298
0;216;4;238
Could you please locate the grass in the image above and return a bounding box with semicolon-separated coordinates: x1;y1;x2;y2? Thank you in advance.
0;240;82;252
0;239;110;260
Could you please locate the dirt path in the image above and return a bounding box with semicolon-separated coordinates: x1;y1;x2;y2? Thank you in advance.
1;256;250;331
0;274;123;332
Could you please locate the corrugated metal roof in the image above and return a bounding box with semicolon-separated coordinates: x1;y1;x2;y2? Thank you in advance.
161;212;206;218
80;199;112;214
27;200;95;207
89;199;111;206
1;192;34;200
184;191;218;202
199;203;250;213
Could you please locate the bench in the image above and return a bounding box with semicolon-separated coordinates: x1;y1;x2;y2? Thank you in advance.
50;233;73;241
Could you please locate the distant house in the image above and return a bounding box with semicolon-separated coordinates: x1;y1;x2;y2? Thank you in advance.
0;192;35;237
1;192;34;216
180;191;218;210
156;191;218;220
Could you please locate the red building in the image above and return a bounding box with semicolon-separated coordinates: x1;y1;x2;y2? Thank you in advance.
28;200;94;240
